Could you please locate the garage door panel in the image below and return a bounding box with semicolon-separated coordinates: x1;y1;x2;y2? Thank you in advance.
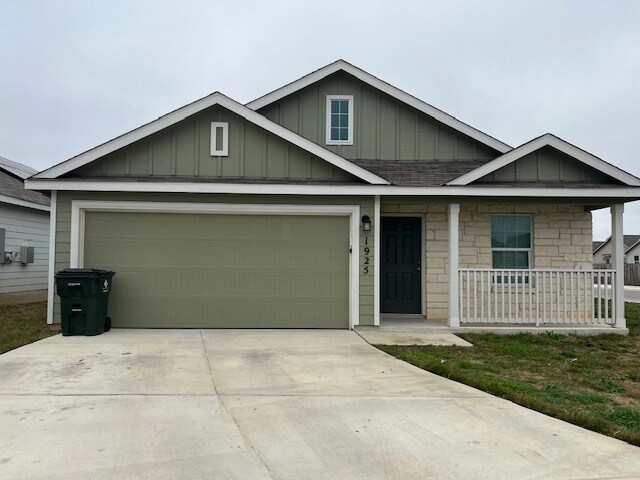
109;298;347;329
83;212;350;328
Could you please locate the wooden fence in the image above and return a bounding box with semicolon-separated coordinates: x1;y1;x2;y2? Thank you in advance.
593;263;640;285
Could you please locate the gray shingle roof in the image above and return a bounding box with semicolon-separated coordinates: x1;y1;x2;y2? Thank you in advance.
623;235;640;249
351;160;486;186
0;156;37;179
593;235;640;254
0;169;50;206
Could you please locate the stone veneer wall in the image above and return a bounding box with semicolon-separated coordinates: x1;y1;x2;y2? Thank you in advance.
381;203;593;320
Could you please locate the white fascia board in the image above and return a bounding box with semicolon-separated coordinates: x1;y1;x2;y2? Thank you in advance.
24;179;640;199
33;92;389;185
448;133;640;186
0;193;50;211
246;60;512;154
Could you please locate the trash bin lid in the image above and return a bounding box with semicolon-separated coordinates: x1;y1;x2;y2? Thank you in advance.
55;268;115;277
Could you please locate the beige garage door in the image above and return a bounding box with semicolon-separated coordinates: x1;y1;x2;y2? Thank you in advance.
83;211;350;328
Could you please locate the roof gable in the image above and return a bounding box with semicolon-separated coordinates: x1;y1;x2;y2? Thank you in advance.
246;60;511;154
593;235;640;255
256;69;501;164
0;156;38;179
34;93;389;185
70;103;362;184
0;169;50;209
447;134;640;186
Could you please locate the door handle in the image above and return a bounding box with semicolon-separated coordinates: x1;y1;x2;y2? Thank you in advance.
417;266;421;271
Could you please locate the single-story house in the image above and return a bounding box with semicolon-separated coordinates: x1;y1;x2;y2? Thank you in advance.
0;156;50;294
625;238;640;264
593;235;640;265
26;60;640;332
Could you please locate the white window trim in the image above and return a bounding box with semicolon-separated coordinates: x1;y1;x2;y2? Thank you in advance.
326;95;354;146
210;122;228;156
490;214;533;270
69;200;360;329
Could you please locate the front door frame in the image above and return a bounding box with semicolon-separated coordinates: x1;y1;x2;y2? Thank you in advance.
380;213;426;317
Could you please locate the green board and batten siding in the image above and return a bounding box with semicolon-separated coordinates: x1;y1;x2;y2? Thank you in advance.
72;106;357;183
53;192;375;327
477;146;620;184
257;71;501;162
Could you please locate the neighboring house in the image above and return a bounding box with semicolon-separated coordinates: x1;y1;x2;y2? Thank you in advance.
592;240;605;254
625;238;640;264
0;156;50;294
26;60;640;332
593;235;640;265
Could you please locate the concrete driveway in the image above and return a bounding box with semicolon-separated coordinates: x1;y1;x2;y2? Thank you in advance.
0;330;639;479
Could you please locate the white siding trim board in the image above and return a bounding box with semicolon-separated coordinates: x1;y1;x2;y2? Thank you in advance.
26;179;640;199
69;200;361;329
47;191;57;325
373;195;381;326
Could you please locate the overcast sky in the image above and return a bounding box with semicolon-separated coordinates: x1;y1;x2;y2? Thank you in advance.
1;0;639;239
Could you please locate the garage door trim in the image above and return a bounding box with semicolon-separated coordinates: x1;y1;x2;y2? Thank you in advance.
70;200;360;328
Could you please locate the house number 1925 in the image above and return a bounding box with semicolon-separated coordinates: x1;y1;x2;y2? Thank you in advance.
363;236;370;274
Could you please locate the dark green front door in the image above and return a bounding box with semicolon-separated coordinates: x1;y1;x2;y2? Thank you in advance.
381;217;422;314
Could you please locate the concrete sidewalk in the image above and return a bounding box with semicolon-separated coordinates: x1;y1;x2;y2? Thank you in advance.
0;329;638;479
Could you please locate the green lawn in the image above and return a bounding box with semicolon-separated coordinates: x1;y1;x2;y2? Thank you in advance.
0;301;59;354
377;303;640;446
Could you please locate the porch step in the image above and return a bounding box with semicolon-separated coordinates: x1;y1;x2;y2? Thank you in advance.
356;326;473;347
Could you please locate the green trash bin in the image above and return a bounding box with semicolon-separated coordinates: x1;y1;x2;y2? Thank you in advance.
55;269;115;336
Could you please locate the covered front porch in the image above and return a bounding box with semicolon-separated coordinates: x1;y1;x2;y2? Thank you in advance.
375;199;627;334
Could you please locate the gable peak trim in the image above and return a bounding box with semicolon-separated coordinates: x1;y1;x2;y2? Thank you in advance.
33;91;388;185
447;133;640;187
246;59;512;154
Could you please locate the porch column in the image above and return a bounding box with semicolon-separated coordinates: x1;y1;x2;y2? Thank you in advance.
448;204;460;327
611;204;626;329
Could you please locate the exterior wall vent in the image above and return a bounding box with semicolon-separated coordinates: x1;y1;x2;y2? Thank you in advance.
210;122;229;156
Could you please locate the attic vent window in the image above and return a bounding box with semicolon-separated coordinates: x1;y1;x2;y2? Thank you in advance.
326;95;353;145
210;122;229;156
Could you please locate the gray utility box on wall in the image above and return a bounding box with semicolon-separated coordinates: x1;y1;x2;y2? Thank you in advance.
20;245;34;264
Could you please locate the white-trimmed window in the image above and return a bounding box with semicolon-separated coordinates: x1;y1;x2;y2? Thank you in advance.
491;214;532;269
210;122;228;156
326;95;353;145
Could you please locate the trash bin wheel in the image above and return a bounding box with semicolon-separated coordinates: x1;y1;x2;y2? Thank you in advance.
104;316;112;332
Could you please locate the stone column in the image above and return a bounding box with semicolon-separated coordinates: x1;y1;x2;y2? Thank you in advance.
448;204;460;327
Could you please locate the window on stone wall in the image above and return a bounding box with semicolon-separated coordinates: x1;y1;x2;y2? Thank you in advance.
491;214;532;278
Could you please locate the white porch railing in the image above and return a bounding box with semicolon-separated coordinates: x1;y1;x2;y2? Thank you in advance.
458;269;617;326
